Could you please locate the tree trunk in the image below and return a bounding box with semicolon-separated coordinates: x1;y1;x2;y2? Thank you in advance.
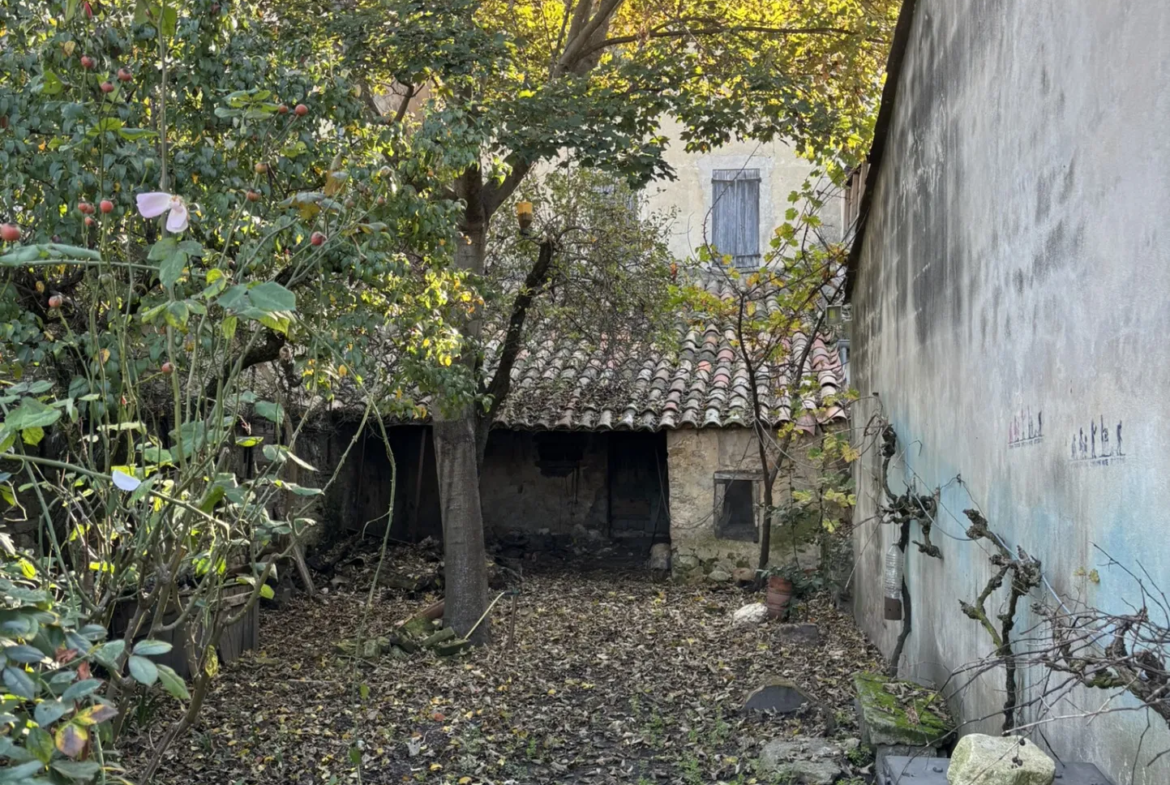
435;173;491;642
432;413;490;642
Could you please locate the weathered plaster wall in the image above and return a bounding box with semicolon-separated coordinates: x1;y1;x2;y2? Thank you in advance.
850;2;1170;781
667;428;830;575
643;117;843;262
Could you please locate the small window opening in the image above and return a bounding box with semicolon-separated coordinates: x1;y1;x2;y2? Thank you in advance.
715;476;758;542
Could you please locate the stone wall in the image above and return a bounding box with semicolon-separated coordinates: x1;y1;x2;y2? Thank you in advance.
667;428;834;578
848;1;1170;780
302;426;665;548
479;430;609;538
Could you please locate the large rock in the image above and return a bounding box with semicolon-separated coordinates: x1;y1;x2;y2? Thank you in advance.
947;734;1055;785
854;672;953;748
743;679;815;715
732;602;768;626
758;737;848;784
707;568;733;583
649;543;671;571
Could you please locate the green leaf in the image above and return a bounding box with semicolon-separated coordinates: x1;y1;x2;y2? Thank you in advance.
78;625;107;642
4;399;61;431
0;760;45;781
20;426;44;446
3;667;36;700
51;759;101;780
61;679;102;703
42;70;64;97
147;237;178;262
256;312;292;335
155;664;190;701
164;300;190;329
279;481;323;497
254;401;284;425
46;244;101;261
159;4;178;38
34;700;71;727
132;639;172;657
117;128;158;141
86;118;125;137
26;726;53;764
259;583;275;600
93;640;124;670
247;281;297;313
5;644;48;664
158;251;188;289
127;655;158;686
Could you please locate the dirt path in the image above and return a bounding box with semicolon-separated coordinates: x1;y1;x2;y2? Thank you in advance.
127;561;881;784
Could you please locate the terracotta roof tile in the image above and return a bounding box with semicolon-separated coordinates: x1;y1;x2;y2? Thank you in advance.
490;276;846;432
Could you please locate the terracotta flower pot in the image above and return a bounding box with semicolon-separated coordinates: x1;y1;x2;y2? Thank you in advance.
765;575;794;618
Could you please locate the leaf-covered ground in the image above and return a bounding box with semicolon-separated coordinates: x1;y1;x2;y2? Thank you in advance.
125;551;883;784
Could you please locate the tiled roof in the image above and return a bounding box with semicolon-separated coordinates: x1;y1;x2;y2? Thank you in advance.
488;275;845;432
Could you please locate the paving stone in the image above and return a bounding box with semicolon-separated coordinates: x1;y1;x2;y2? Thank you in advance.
775;622;820;645
743;678;815;714
758;737;847;784
880;756;1114;785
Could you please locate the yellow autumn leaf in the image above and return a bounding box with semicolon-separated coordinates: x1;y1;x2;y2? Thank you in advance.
204;646;220;678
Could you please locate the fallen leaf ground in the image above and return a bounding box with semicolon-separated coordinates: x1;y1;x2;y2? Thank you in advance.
125;550;883;784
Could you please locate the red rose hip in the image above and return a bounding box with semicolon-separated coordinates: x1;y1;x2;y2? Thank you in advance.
99;200;114;214
100;81;114;94
48;295;64;308
161;361;174;374
0;224;19;242
294;104;309;117
310;232;326;246
80;55;95;70
117;68;132;82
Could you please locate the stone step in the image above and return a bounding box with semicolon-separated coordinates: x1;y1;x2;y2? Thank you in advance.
879;755;1114;785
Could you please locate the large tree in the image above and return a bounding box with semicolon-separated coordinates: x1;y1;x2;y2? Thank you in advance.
337;0;898;640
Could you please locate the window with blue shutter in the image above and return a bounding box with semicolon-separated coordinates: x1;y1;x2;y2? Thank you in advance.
712;169;761;270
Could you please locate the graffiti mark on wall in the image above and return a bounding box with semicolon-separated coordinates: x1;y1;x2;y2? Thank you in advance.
1070;416;1125;467
1008;407;1043;448
1009;408;1043;448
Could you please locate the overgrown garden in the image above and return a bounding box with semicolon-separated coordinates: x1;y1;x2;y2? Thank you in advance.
0;0;897;781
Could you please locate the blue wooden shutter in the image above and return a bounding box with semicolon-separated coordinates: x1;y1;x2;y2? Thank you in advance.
712;169;760;270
